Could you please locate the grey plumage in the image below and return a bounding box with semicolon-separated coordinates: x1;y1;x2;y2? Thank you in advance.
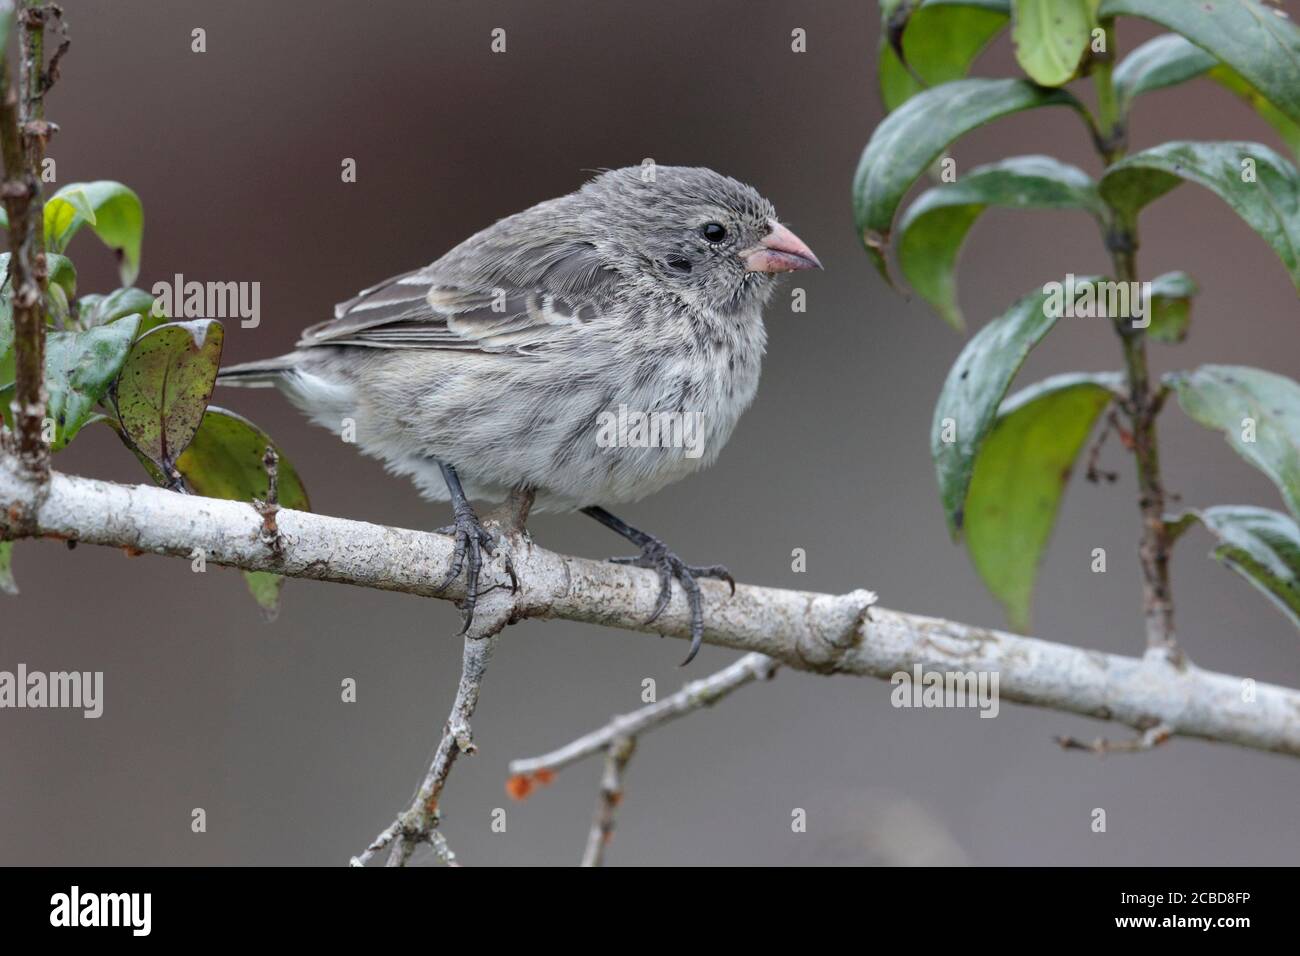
218;166;820;660
219;166;816;513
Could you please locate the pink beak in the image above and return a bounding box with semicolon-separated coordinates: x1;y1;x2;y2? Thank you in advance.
741;219;823;273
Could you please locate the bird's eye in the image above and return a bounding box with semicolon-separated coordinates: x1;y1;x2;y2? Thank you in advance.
701;222;727;243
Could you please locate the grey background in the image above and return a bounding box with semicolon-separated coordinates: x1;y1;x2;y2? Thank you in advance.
2;0;1297;865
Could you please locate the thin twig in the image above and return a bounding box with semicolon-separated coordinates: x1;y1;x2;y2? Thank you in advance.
352;487;534;867
37;3;66;99
509;651;780;866
1084;409;1121;484
385;627;499;867
351;819;457;868
255;445;283;556
350;820;399;867
580;736;635;867
1054;722;1173;755
508;652;781;783
501;655;774;790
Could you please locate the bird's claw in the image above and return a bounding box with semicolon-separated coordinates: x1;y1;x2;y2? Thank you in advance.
434;506;514;634
609;539;733;666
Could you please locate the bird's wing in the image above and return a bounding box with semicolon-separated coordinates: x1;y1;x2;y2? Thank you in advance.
298;236;620;356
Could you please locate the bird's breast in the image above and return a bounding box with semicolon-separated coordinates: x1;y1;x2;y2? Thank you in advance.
612;314;766;465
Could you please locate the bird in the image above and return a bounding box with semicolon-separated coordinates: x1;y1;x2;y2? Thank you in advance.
216;165;821;664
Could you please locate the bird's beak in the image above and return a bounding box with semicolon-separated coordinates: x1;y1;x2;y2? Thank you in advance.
741;219;823;273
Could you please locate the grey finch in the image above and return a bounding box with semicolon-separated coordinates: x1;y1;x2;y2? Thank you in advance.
217;166;821;663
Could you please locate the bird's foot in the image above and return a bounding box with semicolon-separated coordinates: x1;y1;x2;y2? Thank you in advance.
609;537;735;666
434;505;517;634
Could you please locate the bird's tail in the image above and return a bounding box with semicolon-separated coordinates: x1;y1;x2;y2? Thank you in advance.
215;354;300;388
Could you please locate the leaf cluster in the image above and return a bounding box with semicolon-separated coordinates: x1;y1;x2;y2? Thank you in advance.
861;0;1300;630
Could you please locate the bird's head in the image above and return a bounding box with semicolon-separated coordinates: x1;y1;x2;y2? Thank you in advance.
582;166;821;316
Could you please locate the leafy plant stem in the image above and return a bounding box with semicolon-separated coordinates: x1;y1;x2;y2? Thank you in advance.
1095;23;1177;656
1091;18;1125;162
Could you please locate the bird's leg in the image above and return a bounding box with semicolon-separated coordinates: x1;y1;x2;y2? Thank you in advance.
433;461;514;634
580;506;735;666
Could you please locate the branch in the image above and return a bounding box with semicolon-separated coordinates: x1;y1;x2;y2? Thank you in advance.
508;651;779;865
351;818;457;868
0;0;51;494
580;736;634;868
4;463;1300;759
386;627;499;867
353;487;533;867
1055;722;1173;755
509;652;780;780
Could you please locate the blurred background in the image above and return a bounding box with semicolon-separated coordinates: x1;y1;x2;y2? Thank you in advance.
2;0;1297;865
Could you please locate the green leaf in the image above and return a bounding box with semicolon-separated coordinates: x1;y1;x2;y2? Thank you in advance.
1169;364;1300;519
896;155;1104;330
88;411;166;484
1199;505;1300;629
931;277;1105;536
1210;64;1300;162
0;8;13;67
1010;0;1093;87
0;252;79;389
854;78;1081;282
1099;140;1300;292
113;319;224;475
79;286;165;336
966;373;1119;630
0;250;78;301
45;320;143;450
172;407;311;620
0;540;16;596
44;255;79;330
43;181;144;285
0;294;11;361
46;254;78;301
1099;0;1300;126
1164;510;1200;544
50;187;98;234
1113;34;1217;113
1146;270;1197;344
175;407;310;510
1113;34;1300;160
878;0;1011;111
0;317;142;450
241;571;286;619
